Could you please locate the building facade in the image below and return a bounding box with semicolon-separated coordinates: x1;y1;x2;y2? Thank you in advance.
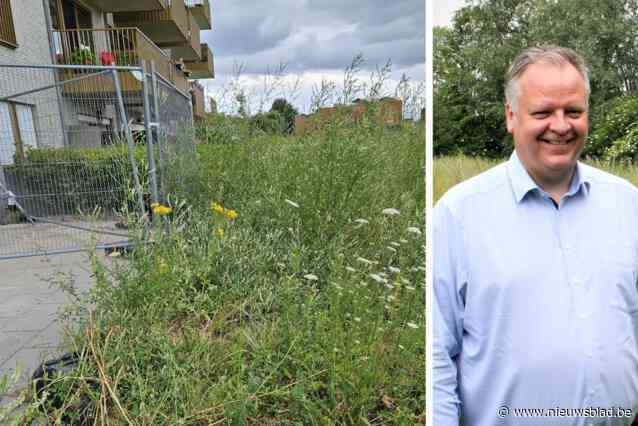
0;0;214;162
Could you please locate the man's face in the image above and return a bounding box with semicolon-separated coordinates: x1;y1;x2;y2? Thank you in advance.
505;62;589;188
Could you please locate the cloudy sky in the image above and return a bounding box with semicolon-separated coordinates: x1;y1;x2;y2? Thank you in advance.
198;1;425;115
434;0;465;28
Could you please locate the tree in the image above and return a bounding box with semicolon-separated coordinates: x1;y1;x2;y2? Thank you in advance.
434;0;638;158
270;98;298;134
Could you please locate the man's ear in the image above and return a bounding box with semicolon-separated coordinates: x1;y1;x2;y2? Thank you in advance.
505;102;515;134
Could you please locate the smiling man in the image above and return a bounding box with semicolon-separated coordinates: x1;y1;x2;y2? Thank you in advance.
433;46;638;425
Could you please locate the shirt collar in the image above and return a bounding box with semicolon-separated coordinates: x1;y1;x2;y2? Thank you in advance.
506;150;591;203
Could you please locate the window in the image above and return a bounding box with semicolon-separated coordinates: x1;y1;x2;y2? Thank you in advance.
0;102;38;165
0;0;17;48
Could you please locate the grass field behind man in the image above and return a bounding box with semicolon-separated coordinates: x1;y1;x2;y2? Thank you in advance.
434;156;638;203
6;116;425;425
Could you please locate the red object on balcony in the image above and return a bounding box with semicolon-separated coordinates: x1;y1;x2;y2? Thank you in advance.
100;51;116;65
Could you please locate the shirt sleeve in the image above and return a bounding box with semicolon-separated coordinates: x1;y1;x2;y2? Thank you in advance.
433;201;466;425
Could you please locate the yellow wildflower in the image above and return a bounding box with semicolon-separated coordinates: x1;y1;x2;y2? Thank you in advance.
225;209;238;220
215;228;225;237
152;204;173;216
210;202;225;214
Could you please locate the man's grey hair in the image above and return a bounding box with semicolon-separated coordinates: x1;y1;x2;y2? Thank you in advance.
504;46;590;112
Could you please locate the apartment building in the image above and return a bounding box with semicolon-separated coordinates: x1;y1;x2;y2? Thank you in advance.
0;0;213;161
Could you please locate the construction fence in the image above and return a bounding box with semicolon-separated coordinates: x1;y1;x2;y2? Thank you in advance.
0;62;194;259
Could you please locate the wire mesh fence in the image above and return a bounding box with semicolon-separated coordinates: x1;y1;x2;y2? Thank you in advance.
0;63;194;259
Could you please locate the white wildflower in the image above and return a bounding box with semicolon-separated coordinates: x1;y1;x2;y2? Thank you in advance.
385;284;395;290
406;286;416;291
355;340;360;345
407;227;422;236
378;272;388;277
284;199;299;208
382;208;400;216
370;274;388;284
354;218;369;225
354;317;361;322
390;241;401;247
276;262;286;269
386;246;397;253
387;295;396;302
357;257;373;265
345;266;357;273
407;322;419;329
388;266;400;274
400;239;408;244
304;274;318;281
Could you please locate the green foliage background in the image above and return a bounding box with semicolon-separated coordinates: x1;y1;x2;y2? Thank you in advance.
434;0;638;159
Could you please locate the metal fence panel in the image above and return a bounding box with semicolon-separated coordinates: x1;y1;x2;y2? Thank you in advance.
0;63;193;259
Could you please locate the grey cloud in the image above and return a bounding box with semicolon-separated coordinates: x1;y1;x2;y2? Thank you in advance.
203;0;424;73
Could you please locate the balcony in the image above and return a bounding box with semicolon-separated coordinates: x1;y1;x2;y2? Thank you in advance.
170;64;190;94
84;0;167;12
168;11;200;61
190;82;206;120
113;0;189;46
184;43;214;79
52;28;175;93
184;0;211;30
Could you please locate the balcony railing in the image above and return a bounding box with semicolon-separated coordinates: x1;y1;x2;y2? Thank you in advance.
52;28;184;92
184;43;214;79
113;0;189;47
184;0;211;29
83;0;167;12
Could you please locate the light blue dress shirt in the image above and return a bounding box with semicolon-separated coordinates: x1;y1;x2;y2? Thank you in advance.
433;151;638;426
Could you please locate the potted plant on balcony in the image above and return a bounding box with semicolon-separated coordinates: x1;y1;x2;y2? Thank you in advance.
70;44;96;65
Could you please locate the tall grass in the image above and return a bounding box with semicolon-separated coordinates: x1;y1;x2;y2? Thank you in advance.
14;117;425;425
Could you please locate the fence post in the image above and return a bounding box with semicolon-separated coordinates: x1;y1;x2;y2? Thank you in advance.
150;61;165;200
111;68;147;221
142;60;159;206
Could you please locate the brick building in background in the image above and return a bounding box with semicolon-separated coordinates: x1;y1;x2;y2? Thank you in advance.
295;97;403;135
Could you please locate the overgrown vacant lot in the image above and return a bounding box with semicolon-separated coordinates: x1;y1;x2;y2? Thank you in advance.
22;118;425;425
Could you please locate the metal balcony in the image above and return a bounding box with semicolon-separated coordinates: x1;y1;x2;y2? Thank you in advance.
52;28;174;93
184;0;211;30
113;0;189;46
184;43;214;79
84;0;167;12
168;11;201;61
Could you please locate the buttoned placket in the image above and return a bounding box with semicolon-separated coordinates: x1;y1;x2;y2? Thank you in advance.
554;191;599;415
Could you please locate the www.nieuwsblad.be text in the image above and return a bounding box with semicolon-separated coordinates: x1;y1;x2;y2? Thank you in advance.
497;405;633;419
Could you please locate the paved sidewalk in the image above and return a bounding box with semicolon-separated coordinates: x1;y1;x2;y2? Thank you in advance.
0;252;101;391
